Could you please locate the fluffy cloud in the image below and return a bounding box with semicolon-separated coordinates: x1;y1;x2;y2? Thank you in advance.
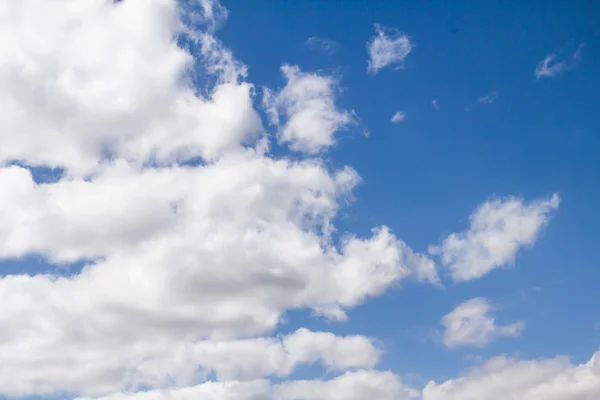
76;349;600;399
77;370;419;400
0;154;438;396
0;0;578;399
441;298;524;349
430;194;560;281
0;0;438;397
0;0;262;176
263;65;355;154
275;370;420;400
391;111;406;123
367;24;413;74
423;351;600;400
535;43;584;79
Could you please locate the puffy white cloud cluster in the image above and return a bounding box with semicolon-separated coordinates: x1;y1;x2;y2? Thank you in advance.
441;297;524;349
423;351;600;400
0;0;593;399
263;65;356;154
367;24;413;74
74;351;600;400
0;0;429;397
430;194;560;281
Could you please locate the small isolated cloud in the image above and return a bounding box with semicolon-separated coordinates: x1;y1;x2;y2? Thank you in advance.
263;64;356;154
477;91;498;105
391;111;406;123
306;37;339;56
535;43;585;79
442;298;524;349
367;24;413;74
432;99;439;110
465;91;498;111
430;193;560;282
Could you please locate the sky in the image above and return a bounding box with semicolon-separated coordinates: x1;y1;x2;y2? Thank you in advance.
0;0;599;399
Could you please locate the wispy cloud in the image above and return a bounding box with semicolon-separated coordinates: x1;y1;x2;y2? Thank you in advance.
535;43;585;79
306;37;339;56
477;91;499;105
367;24;413;74
391;111;406;123
465;91;498;110
431;99;439;110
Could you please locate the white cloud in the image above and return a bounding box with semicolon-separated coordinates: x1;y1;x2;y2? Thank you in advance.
0;0;262;177
0;157;438;396
476;91;498;105
367;24;413;74
391;111;406;123
263;64;356;154
432;100;439;110
535;43;585;79
77;370;419;400
430;193;560;281
306;37;339;55
275;370;420;400
76;350;600;400
0;0;438;397
0;1;587;399
423;351;600;400
441;298;524;349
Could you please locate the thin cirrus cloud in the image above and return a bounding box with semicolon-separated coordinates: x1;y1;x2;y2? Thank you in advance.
535;43;585;79
477;91;498;105
430;193;560;282
306;36;339;56
465;91;498;111
367;24;413;74
441;297;524;349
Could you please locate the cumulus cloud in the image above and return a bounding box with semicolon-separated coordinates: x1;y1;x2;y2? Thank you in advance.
263;65;356;154
0;0;261;176
423;351;600;400
0;0;578;399
391;111;406;123
430;193;560;281
74;349;600;399
441;298;524;349
0;155;439;396
0;0;438;397
367;24;413;74
77;370;420;400
275;370;420;400
535;43;585;79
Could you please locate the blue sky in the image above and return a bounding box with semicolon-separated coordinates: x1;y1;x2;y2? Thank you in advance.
0;0;599;399
217;0;600;382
